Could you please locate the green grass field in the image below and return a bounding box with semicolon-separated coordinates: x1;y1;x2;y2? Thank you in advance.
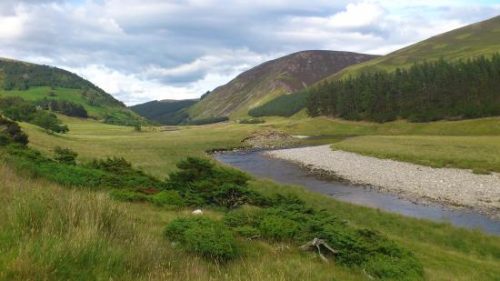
20;115;500;176
2;115;499;280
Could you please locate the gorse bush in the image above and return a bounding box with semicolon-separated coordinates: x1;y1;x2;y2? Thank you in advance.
165;217;239;261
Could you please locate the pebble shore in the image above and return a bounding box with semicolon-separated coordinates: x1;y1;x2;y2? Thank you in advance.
265;145;500;218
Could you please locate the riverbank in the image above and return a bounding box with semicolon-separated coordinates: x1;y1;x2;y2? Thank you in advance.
265;145;500;219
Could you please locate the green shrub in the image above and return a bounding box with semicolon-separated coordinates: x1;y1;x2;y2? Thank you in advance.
0;116;28;145
211;183;252;209
168;157;252;208
224;208;262;228
150;190;184;207
233;226;260;239
164;217;239;261
222;192;423;279
30;111;69;133
4;145;165;190
258;215;300;241
53;146;78;165
109;189;148;202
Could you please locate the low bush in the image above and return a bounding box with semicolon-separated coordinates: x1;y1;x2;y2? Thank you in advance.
223;193;423;280
150;190;184;207
258;215;300;241
4;145;165;190
167;157;253;208
0;116;28;145
110;189;149;202
53;146;78;165
233;226;260;239
164;217;239;261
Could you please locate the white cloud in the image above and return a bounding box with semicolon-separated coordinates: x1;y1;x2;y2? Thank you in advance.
326;1;385;28
0;10;26;40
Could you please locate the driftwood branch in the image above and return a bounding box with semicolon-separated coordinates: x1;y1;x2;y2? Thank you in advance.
300;238;338;262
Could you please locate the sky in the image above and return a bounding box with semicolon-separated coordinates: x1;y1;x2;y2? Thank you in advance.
0;0;499;105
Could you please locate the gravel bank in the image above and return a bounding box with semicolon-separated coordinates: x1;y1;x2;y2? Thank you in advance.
265;145;500;218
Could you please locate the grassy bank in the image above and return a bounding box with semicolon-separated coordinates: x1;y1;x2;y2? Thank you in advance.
1;159;499;280
333;135;500;173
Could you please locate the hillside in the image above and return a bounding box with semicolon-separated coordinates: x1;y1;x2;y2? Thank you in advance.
329;15;500;80
0;58;144;126
130;99;198;125
258;15;500;120
188;50;377;120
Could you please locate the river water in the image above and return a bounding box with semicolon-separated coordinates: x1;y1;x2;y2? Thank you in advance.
214;150;500;235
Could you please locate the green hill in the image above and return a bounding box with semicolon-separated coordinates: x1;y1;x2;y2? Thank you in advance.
0;58;144;126
188;50;377;120
257;15;500;120
329;15;500;80
130;99;198;125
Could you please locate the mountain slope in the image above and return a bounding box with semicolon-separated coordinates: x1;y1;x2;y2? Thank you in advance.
130;99;198;125
0;58;144;125
302;15;500;123
330;15;500;80
188;50;377;119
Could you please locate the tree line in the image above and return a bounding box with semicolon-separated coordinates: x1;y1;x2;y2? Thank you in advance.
306;54;500;122
0;97;69;133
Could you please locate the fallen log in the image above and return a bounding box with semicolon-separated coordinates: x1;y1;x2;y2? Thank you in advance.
300;238;338;262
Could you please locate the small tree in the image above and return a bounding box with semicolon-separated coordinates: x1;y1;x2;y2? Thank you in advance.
53;146;78;165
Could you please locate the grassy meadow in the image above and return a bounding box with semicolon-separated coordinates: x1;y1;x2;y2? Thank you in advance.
1;114;500;280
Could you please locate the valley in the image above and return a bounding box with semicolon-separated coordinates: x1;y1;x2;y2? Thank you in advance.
2;114;500;280
0;10;499;281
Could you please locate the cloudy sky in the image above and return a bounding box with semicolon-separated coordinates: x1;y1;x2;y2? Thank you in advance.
0;0;499;105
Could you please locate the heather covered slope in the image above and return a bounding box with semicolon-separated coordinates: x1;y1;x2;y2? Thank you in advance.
188;50;377;120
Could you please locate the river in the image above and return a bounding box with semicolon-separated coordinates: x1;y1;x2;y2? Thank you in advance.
214;150;500;235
